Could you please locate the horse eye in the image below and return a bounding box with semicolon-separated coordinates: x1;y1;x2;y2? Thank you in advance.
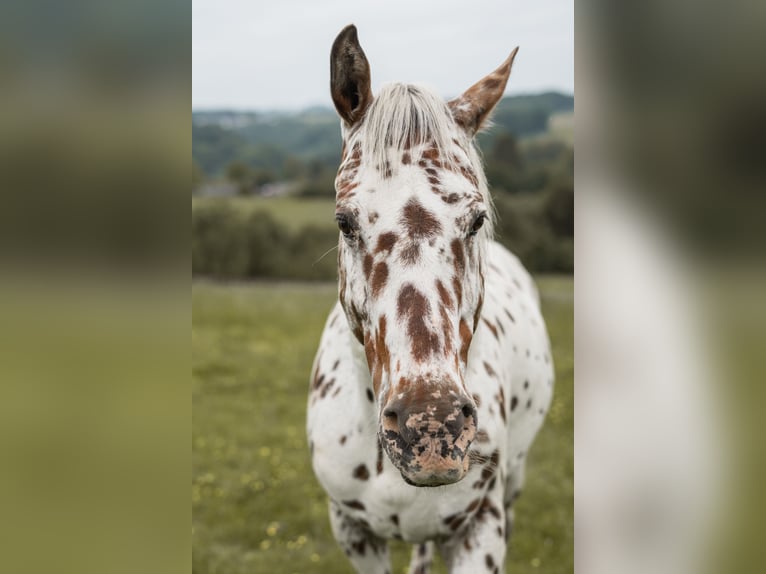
335;213;355;237
469;213;486;237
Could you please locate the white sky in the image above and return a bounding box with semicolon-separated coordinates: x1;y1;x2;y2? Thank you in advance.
193;0;573;110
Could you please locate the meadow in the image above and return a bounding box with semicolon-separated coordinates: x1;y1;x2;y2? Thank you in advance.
192;277;573;573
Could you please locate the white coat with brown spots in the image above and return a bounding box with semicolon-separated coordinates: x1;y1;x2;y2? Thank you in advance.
307;25;554;574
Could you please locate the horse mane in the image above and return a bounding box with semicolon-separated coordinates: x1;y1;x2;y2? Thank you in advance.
356;82;495;238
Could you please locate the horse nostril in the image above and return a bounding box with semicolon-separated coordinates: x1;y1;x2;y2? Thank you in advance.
383;409;398;421
461;403;475;419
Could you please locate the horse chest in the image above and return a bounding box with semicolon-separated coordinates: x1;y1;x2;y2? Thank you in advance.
312;424;494;542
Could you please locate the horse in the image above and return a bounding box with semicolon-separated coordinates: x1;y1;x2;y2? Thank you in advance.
307;24;554;573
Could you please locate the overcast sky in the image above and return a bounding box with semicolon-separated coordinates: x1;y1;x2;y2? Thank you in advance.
193;0;573;110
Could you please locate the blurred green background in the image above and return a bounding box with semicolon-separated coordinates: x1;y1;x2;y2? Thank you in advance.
192;93;574;280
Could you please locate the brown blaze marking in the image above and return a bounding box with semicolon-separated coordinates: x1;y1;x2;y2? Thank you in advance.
436;279;454;310
401;198;441;239
375;231;398;254
482;318;499;340
510;396;518;411
353;464;370;481
342;499;365;510
458;319;472;363
397;284;440;362
363;254;373;279
450;239;465;275
371;261;389;298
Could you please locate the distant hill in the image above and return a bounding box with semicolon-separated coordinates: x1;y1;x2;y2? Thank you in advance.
192;92;573;177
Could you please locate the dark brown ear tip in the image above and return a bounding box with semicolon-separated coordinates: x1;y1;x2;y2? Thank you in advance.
337;24;358;43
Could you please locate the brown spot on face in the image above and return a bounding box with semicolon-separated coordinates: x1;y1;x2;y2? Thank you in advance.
458;318;472;363
401;198;441;239
402;152;411;165
483;361;496;377
452;276;463;307
363;254;373;279
375;232;398;254
368;212;379;224
451;239;465;275
353;464;370;480
442;193;460;204
436;279;454;311
439;304;453;355
366;388;374;402
400;242;420;265
485;554;495;569
372;316;390;395
342;499;365;510
371;261;389;298
511;396;518;411
397;284;440;362
497;387;507;422
422;146;440;162
339;435;347;445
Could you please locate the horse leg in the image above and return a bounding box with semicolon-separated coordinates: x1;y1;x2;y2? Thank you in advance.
407;541;434;574
438;490;508;574
503;463;525;545
328;500;391;574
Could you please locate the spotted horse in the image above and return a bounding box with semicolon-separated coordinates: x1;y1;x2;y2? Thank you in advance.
307;25;554;574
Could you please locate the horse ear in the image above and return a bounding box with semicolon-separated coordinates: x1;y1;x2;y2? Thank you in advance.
330;24;373;127
448;47;519;136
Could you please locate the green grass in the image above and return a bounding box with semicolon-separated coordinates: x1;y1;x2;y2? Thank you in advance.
192;196;336;232
192;277;573;573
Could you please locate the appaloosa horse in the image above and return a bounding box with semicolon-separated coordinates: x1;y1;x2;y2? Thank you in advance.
307;25;554;574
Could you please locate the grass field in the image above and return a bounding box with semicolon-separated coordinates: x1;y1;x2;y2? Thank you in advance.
192;277;573;573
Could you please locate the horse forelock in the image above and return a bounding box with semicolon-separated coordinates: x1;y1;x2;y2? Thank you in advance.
343;82;495;240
